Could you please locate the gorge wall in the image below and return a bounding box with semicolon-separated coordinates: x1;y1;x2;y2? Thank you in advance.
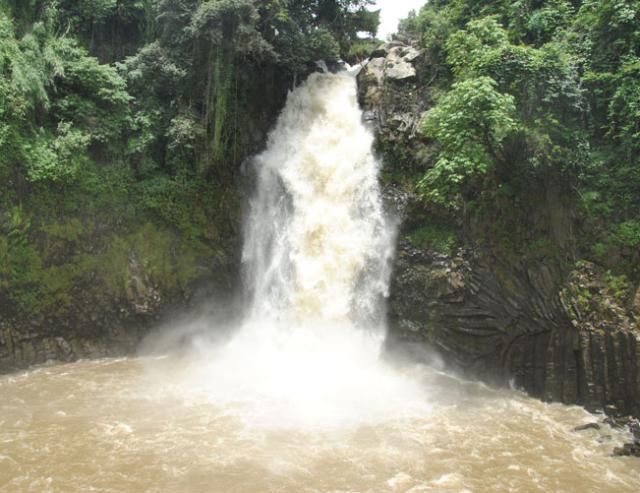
0;64;290;374
1;0;376;373
358;39;640;417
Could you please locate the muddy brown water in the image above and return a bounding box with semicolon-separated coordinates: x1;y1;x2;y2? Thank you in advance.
1;357;639;493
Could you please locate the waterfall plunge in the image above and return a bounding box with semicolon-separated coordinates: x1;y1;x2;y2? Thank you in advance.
5;70;639;493
159;71;428;428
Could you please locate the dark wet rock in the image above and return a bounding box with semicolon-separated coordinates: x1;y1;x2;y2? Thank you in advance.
613;443;640;457
387;246;640;417
126;252;161;315
0;256;239;373
604;416;628;428
370;44;388;59
632;419;640;439
633;286;640;318
326;59;348;73
604;414;640;458
382;185;413;222
358;40;432;176
607;416;640;439
358;41;424;119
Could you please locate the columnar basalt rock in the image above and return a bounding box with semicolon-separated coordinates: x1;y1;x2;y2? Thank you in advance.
387;243;640;416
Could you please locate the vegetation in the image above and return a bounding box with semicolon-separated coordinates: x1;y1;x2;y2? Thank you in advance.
0;0;380;317
407;223;456;255
400;0;639;281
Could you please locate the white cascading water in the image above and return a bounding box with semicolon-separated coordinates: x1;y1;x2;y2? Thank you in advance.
243;69;393;327
174;69;427;428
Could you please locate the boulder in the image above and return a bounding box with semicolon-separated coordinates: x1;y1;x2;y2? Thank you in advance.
385;47;417;81
613;443;640;457
370;43;388;59
357;42;429;173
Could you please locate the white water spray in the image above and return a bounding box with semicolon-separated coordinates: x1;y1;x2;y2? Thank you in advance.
139;72;426;428
146;71;427;428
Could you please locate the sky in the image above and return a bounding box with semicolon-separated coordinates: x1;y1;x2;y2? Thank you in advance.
374;0;426;40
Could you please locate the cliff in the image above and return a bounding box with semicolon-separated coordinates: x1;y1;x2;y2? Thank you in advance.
358;39;640;418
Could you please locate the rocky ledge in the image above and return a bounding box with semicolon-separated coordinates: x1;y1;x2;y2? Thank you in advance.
0;252;236;373
610;416;640;457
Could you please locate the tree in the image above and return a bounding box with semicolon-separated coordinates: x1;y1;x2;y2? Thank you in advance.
419;77;518;205
0;6;130;184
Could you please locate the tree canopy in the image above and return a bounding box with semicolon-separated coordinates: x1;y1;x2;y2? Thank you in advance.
0;0;381;315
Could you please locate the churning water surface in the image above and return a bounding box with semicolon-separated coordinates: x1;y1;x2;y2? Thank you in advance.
1;71;639;493
1;357;639;492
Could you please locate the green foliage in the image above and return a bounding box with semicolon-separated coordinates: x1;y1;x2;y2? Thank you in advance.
407;224;457;254
0;8;130;183
509;0;574;46
98;223;211;298
607;57;640;157
446;16;509;77
305;27;341;60
399;4;455;78
345;37;379;62
419;77;518;205
603;271;632;303
400;0;638;279
611;220;640;250
416;10;587;208
258;1;378;67
23;122;90;182
55;0;154;61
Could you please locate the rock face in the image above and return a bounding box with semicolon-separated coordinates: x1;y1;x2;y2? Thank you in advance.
359;39;640;417
357;41;429;167
388;244;640;416
0;320;143;372
0;291;149;373
0;63;294;373
0;249;238;373
609;416;640;457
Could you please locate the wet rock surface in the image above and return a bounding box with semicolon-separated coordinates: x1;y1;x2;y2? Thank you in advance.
609;416;640;457
387;244;640;417
357;39;431;173
386;237;640;423
573;422;601;432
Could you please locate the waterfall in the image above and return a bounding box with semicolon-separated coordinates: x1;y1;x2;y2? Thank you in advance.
157;70;425;428
243;71;394;329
